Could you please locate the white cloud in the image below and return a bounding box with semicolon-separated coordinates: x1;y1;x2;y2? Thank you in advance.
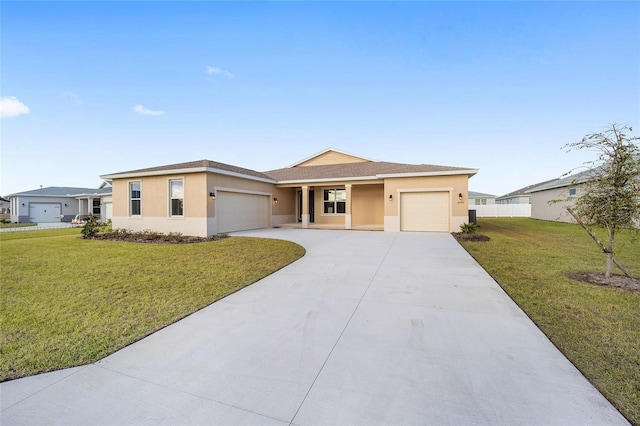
206;65;234;78
62;91;83;105
0;97;30;118
133;104;165;116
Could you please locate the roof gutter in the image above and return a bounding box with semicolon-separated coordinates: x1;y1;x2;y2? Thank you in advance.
376;169;479;178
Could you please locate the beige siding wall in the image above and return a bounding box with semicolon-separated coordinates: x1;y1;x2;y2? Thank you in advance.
352;185;384;226
383;175;469;232
530;187;578;223
112;173;207;218
112;179;129;217
111;173;208;236
296;151;369;167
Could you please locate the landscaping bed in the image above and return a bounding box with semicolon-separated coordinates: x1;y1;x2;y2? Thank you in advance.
89;229;229;244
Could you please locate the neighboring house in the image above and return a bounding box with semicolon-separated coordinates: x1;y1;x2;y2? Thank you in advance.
526;170;594;223
7;183;113;223
468;191;496;206
100;149;478;237
0;196;9;214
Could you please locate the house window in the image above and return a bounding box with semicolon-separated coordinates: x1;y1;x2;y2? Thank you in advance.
130;182;141;216
481;198;487;205
569;188;577;196
323;189;346;214
170;179;184;216
92;199;101;215
475;199;481;205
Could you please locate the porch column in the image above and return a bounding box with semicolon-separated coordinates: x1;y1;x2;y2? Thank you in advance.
301;185;309;229
88;198;93;216
345;184;352;230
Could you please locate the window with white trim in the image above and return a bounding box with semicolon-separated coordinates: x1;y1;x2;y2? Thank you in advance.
130;182;141;216
170;179;184;216
92;199;101;215
569;188;577;196
323;188;346;214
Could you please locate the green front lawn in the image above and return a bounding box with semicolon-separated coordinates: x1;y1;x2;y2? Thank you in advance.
458;218;639;425
0;228;305;382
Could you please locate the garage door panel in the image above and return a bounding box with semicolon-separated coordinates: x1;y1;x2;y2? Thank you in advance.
400;192;449;232
29;203;61;223
217;192;269;233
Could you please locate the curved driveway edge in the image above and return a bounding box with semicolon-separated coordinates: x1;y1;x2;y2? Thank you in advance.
1;229;629;425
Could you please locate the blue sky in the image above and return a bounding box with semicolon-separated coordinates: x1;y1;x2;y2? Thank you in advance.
2;1;639;196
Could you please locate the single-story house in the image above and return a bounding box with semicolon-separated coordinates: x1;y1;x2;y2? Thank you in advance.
100;149;478;236
7;182;113;223
526;170;594;222
469;191;496;206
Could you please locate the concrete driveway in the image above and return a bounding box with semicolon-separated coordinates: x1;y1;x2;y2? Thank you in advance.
0;229;629;425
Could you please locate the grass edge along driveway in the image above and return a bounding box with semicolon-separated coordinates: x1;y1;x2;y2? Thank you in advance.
0;228;305;382
458;218;639;426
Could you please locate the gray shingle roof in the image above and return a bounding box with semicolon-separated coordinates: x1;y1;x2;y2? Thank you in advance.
103;159;275;181
526;168;600;194
264;161;475;182
469;191;495;198
9;186;111;197
496;179;556;199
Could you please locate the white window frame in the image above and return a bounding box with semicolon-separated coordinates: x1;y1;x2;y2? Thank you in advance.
322;188;346;215
130;181;141;216
169;178;184;217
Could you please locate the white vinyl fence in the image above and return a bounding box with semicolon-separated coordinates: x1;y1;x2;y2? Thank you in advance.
469;204;531;218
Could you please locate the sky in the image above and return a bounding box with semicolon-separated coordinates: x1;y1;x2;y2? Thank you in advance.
1;1;639;197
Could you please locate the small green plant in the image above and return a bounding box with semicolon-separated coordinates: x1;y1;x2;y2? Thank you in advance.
459;222;478;234
0;219;9;224
80;215;101;239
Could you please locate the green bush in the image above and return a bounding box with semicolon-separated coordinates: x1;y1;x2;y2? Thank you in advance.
80;215;101;239
459;222;478;234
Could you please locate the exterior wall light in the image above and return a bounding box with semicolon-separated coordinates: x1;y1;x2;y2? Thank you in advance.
273;197;278;204
209;192;215;200
389;194;393;201
458;193;463;201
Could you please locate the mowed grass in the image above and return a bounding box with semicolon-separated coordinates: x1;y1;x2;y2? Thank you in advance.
0;228;305;382
458;218;639;425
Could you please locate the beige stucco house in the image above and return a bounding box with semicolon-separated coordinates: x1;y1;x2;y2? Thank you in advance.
100;149;478;237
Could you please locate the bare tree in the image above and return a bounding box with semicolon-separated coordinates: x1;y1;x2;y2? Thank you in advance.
564;124;639;278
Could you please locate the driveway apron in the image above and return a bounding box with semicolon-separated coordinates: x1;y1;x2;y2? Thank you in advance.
0;229;629;425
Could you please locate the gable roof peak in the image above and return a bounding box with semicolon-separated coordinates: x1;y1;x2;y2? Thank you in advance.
287;148;376;168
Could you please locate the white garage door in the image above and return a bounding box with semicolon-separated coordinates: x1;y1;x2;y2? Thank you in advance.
217;191;269;233
400;192;450;232
29;203;61;223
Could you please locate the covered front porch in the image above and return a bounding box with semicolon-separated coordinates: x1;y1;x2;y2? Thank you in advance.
75;195;113;222
277;183;385;231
